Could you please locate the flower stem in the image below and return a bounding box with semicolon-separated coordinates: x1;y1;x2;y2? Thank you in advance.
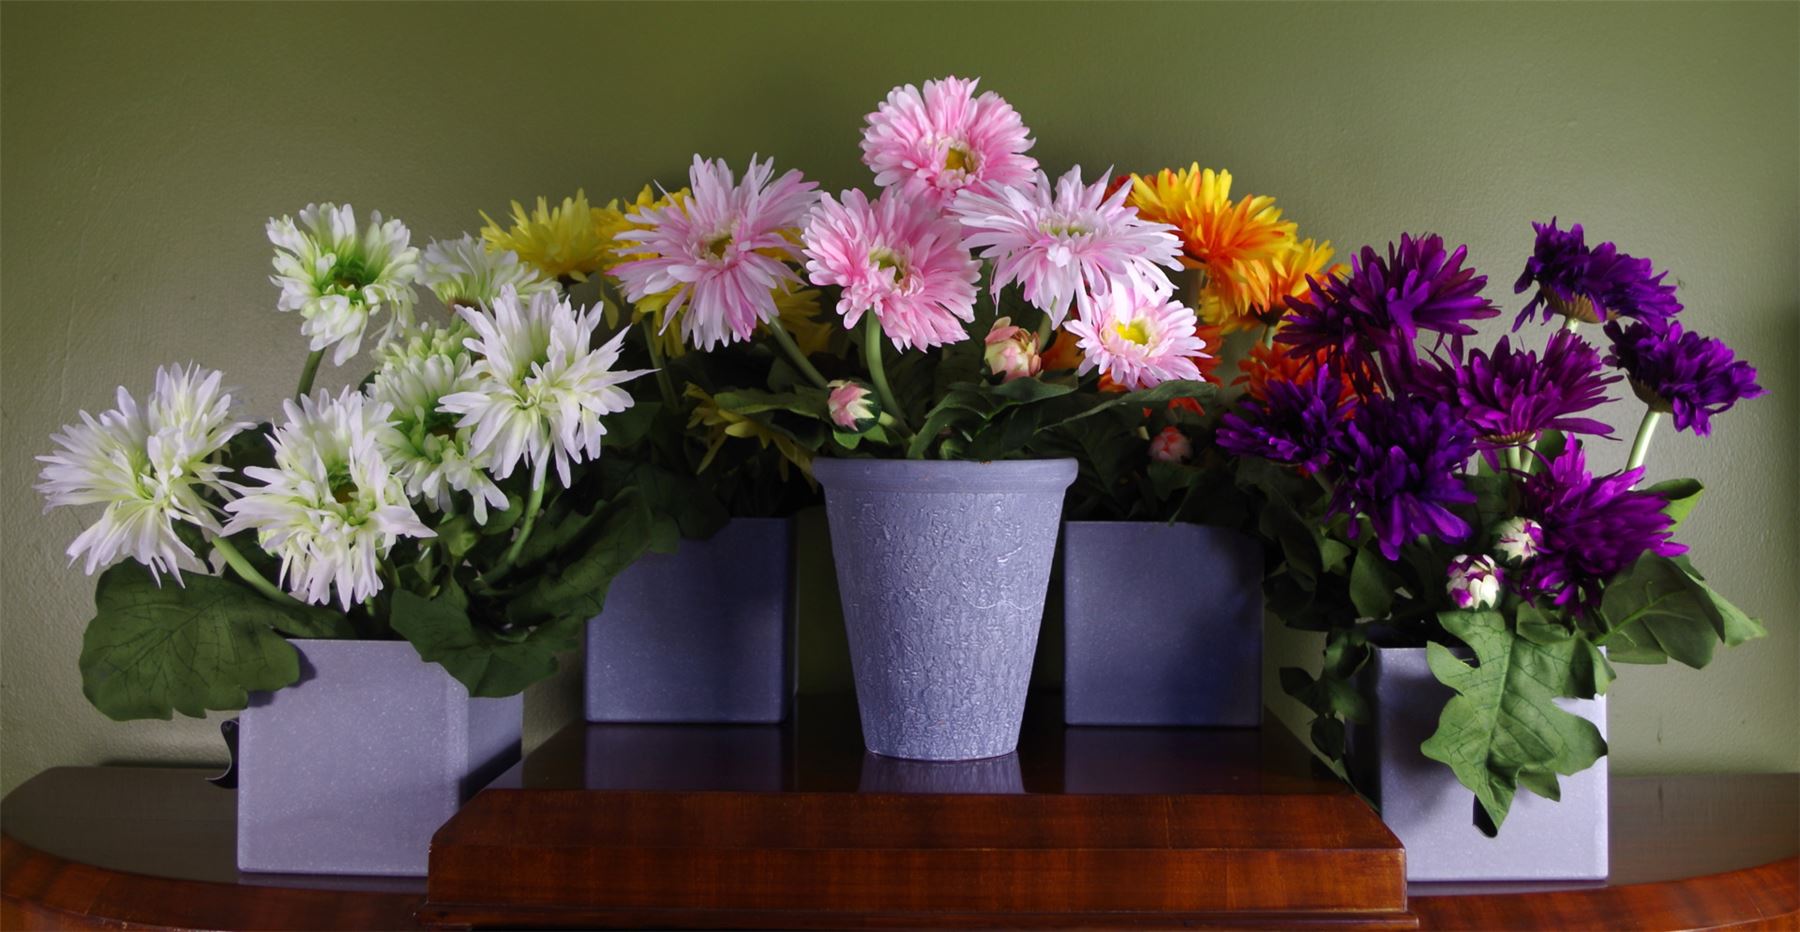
1560;317;1581;335
640;319;680;410
863;313;907;432
765;316;830;390
294;349;325;400
480;460;548;587
212;535;302;607
1261;325;1278;351
1626;408;1662;475
1505;445;1524;474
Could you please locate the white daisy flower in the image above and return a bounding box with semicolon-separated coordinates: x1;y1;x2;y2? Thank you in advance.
368;340;508;523
440;286;651;487
36;364;252;582
223;388;434;609
418;234;559;311
268;203;421;366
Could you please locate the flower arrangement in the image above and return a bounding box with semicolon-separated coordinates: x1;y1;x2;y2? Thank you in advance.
1220;220;1766;833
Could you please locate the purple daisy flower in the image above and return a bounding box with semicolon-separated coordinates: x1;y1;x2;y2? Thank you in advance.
1325;396;1479;560
1604;319;1765;436
1217;363;1352;473
1515;442;1686;610
1513;219;1682;330
1280;233;1500;393
1413;331;1619;450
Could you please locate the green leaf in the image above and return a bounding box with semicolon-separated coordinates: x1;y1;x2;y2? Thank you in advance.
1419;609;1608;833
1642;478;1703;532
79;564;302;720
1598;554;1765;667
1349;547;1397;620
713;387;830;420
503;491;658;628
390;586;584;698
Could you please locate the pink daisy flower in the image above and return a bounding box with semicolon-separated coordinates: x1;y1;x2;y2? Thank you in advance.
954;165;1184;328
610;154;819;351
860;76;1038;207
802;188;980;352
1065;273;1211;391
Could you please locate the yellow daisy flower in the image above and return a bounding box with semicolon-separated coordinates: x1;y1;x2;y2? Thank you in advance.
479;190;612;283
1126;166;1297;333
1200;237;1347;330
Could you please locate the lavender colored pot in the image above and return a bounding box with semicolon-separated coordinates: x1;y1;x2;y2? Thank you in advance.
236;639;521;876
1348;644;1608;882
859;752;1025;794
585;517;794;723
812;458;1076;761
1062;521;1262;726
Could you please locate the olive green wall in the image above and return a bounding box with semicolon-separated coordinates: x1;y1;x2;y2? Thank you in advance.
3;1;1795;796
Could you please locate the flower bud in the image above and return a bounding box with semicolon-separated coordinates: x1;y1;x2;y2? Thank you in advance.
827;379;880;433
1492;517;1543;565
1149;426;1193;464
983;316;1042;383
1446;554;1503;611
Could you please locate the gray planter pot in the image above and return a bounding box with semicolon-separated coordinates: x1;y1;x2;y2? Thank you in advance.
236;639;521;876
1062;521;1262;726
812;458;1077;761
584;517;795;724
1349;644;1608;882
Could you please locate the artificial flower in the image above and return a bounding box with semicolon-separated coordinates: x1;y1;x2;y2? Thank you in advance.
1064;273;1209;391
1416;331;1618;448
802;187;980;351
37;365;252;581
1216;361;1353;474
1326;396;1479;560
368;346;507;524
686;384;813;478
1604;319;1765;436
827;379;880;433
1149;425;1193;464
438;287;651;487
610;155;819;351
1492;516;1544;565
1514;442;1685;610
479;191;614;283
861;75;1038;206
1513;219;1682;329
1123;166;1297;331
1038;329;1084;373
1279;233;1500;392
222;389;434;610
1234;340;1367;406
419;234;559;310
268;203;421;365
983;316;1042;382
1446;554;1503;610
952;165;1182;326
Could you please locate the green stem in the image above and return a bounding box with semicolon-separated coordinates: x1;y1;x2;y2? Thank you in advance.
640;319;680;410
212;536;302;607
765;315;830;390
480;460;548;586
294;349;325;400
1560;317;1581;335
1505;445;1524;474
1261;325;1278;350
1625;408;1662;476
863;313;907;432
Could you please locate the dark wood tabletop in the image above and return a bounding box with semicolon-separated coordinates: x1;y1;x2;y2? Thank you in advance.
3;696;1794;930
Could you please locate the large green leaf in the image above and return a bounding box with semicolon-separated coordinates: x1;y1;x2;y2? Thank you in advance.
1641;478;1703;532
79;565;302;720
390;585;584;698
1597;553;1765;666
1419;609;1607;834
502;491;658;628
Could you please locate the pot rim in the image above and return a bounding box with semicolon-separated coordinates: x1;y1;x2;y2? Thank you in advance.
811;456;1077;492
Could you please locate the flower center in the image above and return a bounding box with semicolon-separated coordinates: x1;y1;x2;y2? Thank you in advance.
1038;213;1092;238
943;144;976;173
324;256;374;299
1114;319;1153;346
869;247;908;282
703;232;733;260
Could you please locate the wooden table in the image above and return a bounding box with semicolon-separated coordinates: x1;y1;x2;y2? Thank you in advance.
4;697;1795;930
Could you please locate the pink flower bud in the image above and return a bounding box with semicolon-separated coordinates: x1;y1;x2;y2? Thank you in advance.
983;316;1042;383
827;379;879;432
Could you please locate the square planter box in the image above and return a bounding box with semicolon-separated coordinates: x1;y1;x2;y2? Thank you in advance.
1062;521;1263;726
1349;644;1608;882
585;517;795;724
236;639;522;876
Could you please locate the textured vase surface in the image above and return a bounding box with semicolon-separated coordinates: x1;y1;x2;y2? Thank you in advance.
1349;644;1608;881
1062;521;1262;726
585;517;795;723
236;639;521;876
812;458;1077;761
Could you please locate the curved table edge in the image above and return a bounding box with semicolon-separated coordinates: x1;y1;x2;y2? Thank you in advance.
1409;855;1800;931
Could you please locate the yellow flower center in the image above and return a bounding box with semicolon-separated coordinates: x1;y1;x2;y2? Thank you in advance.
943;145;975;172
703;232;733;260
1114;319;1153;346
870;247;908;280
